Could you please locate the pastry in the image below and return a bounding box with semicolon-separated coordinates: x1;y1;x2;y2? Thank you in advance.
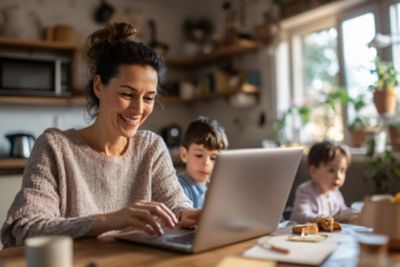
292;223;319;235
333;221;342;231
316;216;335;232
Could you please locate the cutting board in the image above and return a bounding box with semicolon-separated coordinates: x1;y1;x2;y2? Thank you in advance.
243;233;342;266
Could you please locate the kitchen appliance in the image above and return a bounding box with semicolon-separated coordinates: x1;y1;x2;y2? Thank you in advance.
5;132;36;158
0;52;72;96
160;124;182;148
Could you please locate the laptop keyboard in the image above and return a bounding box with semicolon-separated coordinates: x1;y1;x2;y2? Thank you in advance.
164;233;195;245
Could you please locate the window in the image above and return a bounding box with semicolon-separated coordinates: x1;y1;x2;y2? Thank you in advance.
341;13;377;124
390;2;400;71
275;1;400;146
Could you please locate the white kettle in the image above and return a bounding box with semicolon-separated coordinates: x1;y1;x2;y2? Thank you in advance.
0;5;42;40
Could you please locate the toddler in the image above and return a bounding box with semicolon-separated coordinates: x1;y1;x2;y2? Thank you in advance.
290;141;359;223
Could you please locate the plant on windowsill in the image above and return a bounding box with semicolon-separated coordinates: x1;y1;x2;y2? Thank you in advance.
370;57;399;115
276;104;311;146
275;87;349;145
346;94;373;148
364;146;400;194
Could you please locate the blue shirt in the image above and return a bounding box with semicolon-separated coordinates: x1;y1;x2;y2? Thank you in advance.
177;172;208;208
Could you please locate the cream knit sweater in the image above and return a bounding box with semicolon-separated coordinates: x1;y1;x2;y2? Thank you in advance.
1;128;192;247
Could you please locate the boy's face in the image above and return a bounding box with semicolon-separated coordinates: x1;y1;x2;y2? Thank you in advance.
179;143;220;184
309;153;349;194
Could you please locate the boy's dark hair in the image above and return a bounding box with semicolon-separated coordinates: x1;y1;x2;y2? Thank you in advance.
182;116;228;150
308;141;351;168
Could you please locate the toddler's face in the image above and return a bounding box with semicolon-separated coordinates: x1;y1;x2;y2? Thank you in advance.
310;153;349;194
180;143;220;184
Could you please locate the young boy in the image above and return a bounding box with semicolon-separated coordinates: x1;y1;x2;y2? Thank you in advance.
290;141;359;223
177;116;228;208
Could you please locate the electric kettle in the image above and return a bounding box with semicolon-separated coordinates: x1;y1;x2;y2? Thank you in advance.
5;132;36;158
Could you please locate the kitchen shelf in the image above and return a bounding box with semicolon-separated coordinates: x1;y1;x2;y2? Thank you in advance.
0;158;27;169
160;89;258;104
0;158;26;175
0;36;79;51
165;39;262;68
0;95;86;106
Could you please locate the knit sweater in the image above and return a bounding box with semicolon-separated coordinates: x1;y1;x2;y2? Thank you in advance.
290;180;348;223
1;128;192;247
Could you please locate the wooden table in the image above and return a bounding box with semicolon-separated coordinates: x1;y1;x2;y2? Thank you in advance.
1;234;400;267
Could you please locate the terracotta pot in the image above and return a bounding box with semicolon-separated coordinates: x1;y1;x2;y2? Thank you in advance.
354;195;400;250
349;129;367;148
373;89;397;115
389;126;400;151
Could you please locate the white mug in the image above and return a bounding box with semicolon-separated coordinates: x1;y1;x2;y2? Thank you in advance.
25;236;73;267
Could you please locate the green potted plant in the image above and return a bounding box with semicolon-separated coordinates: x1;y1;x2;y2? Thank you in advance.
275;87;348;145
275;104;311;145
346;94;372;147
364;148;400;194
370;57;399;114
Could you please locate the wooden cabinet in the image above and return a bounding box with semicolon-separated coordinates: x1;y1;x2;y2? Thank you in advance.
163;39;262;104
0;36;84;106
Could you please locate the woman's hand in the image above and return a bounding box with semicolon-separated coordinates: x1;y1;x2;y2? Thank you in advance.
91;201;178;236
179;208;201;229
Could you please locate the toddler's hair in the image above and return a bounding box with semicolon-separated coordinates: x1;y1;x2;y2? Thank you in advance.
182;116;228;151
308;141;351;167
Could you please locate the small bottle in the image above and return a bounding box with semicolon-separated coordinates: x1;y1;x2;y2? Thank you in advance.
357;233;389;267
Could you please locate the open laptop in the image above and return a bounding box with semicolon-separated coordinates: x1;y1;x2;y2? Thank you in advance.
117;147;303;253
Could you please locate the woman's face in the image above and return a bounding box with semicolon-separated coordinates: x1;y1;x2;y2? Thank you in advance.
94;64;158;138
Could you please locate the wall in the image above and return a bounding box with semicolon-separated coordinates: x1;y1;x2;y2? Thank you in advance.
0;0;275;156
0;175;22;249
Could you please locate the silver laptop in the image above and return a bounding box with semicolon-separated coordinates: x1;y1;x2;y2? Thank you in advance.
117;147;303;253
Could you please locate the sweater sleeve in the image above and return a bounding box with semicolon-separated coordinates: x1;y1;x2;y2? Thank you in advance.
289;182;319;224
150;137;193;214
1;130;94;248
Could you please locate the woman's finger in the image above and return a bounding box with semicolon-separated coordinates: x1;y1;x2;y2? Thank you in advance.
128;207;164;235
134;201;177;228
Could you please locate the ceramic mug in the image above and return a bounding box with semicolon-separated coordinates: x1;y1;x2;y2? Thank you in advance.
25;236;73;267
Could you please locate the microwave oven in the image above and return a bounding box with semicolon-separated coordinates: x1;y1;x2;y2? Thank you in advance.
0;52;72;96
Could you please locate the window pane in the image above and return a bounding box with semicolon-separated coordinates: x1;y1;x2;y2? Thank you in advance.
303;28;339;99
300;28;342;143
390;3;400;71
342;13;377;122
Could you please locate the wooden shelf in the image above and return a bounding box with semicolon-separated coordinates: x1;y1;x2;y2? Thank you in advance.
165;39;261;68
159;89;259;104
0;95;86;106
0;158;27;169
0;36;79;51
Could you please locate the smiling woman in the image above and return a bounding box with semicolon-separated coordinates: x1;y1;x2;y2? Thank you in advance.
0;22;199;248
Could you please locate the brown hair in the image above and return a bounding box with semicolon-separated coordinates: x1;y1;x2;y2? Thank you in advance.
182;116;228;151
84;22;166;118
307;141;351;168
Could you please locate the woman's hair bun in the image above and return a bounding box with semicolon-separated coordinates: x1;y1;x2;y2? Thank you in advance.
85;22;139;64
